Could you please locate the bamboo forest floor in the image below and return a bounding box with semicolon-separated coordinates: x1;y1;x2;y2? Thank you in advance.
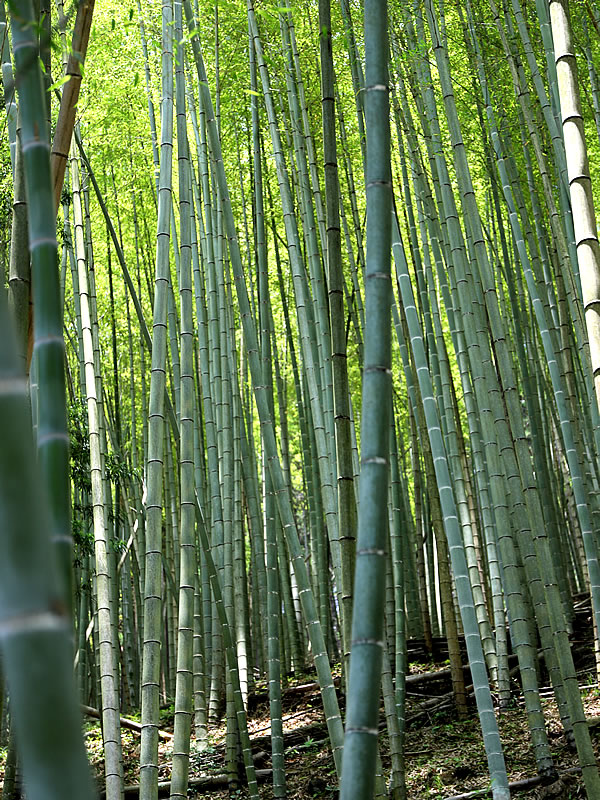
2;605;600;799
104;602;600;799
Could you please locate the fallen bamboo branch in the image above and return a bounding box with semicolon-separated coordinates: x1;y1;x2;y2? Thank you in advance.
407;658;522;723
111;768;273;798
251;663;469;704
81;705;174;740
443;766;581;799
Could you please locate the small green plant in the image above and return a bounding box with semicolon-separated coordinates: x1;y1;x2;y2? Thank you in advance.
582;673;599;698
297;736;317;750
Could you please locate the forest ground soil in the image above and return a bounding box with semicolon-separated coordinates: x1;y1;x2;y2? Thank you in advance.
1;606;599;799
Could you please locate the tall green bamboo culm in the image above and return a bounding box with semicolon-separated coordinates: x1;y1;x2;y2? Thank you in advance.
10;0;72;610
0;277;95;800
8;123;30;375
319;0;357;678
170;1;196;796
248;20;286;796
0;0;17;175
393;210;511;799
184;0;345;774
340;0;392;797
140;0;174;798
71;144;124;800
549;0;600;635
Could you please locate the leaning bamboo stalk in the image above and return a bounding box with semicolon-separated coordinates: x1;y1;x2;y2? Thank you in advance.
393;302;466;716
393;213;510;800
51;0;95;211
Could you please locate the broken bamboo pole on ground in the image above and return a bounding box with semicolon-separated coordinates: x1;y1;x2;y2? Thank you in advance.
81;705;174;740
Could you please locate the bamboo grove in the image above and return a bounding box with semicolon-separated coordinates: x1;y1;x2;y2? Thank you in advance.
4;0;600;797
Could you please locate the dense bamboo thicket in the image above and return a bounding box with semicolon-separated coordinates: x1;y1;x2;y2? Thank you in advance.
4;0;600;798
